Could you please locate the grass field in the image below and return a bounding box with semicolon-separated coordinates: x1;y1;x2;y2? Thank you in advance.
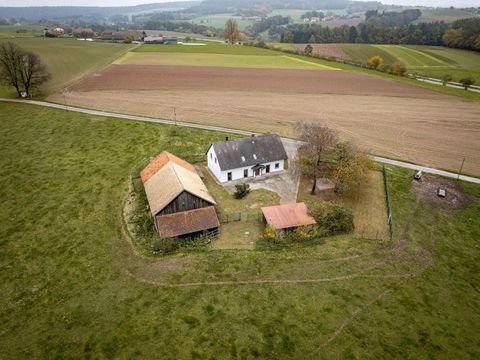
339;44;480;84
134;43;280;55
190;14;253;31
0;25;44;38
0;38;135;96
116;52;338;69
1;102;479;358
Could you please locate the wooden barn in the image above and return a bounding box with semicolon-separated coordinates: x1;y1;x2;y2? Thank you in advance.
141;152;219;239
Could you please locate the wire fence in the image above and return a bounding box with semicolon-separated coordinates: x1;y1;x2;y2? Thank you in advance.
220;211;263;224
382;165;394;241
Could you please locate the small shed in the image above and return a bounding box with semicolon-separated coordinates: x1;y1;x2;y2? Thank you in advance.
261;202;316;231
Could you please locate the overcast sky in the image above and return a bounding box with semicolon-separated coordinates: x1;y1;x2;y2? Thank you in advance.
0;0;479;7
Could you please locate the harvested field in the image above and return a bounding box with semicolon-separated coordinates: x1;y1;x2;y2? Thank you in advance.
54;88;480;176
295;44;351;60
71;64;442;97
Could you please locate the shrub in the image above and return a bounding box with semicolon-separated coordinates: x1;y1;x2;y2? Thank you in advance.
459;77;475;90
262;225;277;241
309;201;354;236
368;55;384;69
234;183;250;199
390;61;407;76
151;237;180;254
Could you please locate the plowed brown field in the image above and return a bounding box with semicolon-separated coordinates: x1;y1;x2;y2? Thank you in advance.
72;64;442;98
294;44;351;60
56;64;480;175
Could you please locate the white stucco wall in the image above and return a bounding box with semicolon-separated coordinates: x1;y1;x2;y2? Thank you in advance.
207;145;285;183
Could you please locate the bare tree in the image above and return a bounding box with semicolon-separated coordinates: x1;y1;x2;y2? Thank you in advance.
0;42;22;97
0;42;50;97
296;121;338;194
18;51;50;97
224;19;239;44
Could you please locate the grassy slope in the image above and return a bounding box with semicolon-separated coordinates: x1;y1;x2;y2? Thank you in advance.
0;38;135;96
190;14;253;31
0;102;479;358
340;43;480;84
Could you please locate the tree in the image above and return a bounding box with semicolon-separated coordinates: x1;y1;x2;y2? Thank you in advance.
442;74;453;86
0;42;22;97
304;44;313;56
367;55;383;69
283;30;294;43
308;201;354;236
234;183;250;199
390;61;407;76
332;151;371;198
224;19;239;44
0;42;50;97
459;77;475;90
296;121;338;195
18;51;50;97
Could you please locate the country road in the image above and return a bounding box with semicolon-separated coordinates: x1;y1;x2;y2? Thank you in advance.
2;98;479;184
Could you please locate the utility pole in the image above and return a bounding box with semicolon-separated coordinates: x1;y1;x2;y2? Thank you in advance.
457;157;465;181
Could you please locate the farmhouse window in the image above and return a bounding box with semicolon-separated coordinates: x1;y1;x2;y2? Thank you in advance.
244;169;248;178
275;163;280;169
228;172;232;181
210;153;212;159
266;165;270;173
215;157;217;164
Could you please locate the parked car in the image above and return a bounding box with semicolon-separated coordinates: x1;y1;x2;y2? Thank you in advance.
414;171;422;180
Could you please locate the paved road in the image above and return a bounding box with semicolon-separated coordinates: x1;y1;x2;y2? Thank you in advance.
2;98;479;185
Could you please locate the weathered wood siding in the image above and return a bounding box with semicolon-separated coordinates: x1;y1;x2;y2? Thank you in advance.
159;191;212;216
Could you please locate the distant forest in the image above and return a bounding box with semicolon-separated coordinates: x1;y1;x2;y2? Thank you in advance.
279;11;480;51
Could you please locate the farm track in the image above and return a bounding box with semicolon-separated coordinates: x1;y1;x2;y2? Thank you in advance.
1;98;479;184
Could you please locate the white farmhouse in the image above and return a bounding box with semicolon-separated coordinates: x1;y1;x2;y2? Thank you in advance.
206;134;288;183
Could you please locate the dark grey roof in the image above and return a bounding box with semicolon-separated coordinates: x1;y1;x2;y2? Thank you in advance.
211;134;288;171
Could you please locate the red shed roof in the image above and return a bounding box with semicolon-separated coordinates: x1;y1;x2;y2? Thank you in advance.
156;207;219;238
261;202;316;230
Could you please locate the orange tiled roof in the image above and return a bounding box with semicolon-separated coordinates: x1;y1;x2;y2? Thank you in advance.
141;151;196;183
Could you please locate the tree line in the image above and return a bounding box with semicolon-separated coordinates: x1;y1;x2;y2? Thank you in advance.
280;17;480;51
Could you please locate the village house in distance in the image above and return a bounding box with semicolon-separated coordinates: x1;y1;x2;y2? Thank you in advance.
141;151;219;239
207;134;288;183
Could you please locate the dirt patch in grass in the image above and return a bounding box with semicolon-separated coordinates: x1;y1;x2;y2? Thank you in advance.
412;175;474;211
295;44;351;60
71;64;444;98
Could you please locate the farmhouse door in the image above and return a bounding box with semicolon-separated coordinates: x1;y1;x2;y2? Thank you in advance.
266;165;270;173
254;168;260;177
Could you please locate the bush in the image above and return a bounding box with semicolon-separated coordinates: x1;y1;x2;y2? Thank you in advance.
459;77;475;89
234;183;250;199
262;225;277;241
309;202;354;236
151;237;180;254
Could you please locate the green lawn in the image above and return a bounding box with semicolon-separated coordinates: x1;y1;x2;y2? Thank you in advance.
117;51;338;70
340;43;397;65
0;25;44;38
0;38;135;96
1;102;479;358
